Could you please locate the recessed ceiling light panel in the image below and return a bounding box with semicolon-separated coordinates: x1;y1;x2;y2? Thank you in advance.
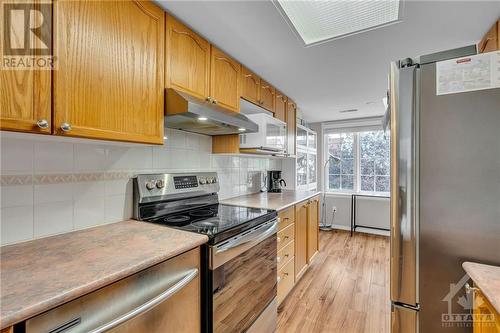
274;0;402;46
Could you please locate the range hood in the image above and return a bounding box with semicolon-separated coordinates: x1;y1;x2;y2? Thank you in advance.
165;89;258;136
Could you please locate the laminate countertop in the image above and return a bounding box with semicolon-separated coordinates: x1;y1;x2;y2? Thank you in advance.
462;262;500;313
221;190;321;211
0;220;208;330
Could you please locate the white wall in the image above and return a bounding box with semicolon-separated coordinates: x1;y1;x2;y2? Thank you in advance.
0;130;281;245
321;193;390;236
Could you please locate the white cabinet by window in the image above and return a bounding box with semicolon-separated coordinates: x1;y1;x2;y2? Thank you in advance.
283;125;317;191
299;126;317;191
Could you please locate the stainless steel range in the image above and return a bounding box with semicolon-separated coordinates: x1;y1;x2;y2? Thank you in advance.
133;172;278;333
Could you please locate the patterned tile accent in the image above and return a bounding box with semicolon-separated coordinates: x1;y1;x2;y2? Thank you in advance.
1;172;134;186
0;175;33;186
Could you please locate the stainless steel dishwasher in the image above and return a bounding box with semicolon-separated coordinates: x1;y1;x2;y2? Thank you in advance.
25;249;201;333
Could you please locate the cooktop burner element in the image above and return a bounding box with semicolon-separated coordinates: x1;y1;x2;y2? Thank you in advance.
163;215;190;224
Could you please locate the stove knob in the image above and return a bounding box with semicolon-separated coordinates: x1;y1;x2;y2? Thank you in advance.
199;177;206;185
156;179;165;189
145;181;155;190
212;177;217;183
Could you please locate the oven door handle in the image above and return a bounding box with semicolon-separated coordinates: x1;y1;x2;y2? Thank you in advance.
215;219;278;254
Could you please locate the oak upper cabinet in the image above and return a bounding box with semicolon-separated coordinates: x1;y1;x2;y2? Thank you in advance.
259;79;275;112
294;201;308;280
240;66;261;105
478;19;499;53
286;100;297;155
210;46;241;113
307;196;320;263
274;91;287;122
166;14;210;101
0;0;51;134
53;0;164;144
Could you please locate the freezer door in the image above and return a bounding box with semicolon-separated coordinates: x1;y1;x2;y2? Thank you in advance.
390;62;419;307
392;304;418;333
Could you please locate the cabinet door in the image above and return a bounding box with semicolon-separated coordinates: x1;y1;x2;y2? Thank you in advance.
478;20;499;53
294;202;308;280
286;101;297;155
210;46;241;113
166;14;210;100
53;0;164;144
274;91;287;122
259;80;275;112
1;0;51;134
307;197;319;263
240;66;260;105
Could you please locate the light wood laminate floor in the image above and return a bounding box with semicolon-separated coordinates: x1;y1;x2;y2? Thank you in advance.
277;230;390;333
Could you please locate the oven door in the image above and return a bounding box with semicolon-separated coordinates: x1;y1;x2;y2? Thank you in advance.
209;219;278;333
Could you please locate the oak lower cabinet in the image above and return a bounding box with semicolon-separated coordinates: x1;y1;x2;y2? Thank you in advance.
0;327;13;333
25;248;201;333
166;14;210;101
294;201;308;280
0;0;51;134
210;46;241;112
277;206;295;305
53;0;165;144
307;196;320;263
473;288;500;333
277;197;320;307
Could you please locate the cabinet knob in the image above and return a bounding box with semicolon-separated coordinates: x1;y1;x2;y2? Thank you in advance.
212;99;218;105
60;123;72;132
36;119;49;129
206;96;212;103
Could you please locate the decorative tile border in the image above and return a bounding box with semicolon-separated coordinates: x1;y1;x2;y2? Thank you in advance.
1;172;136;186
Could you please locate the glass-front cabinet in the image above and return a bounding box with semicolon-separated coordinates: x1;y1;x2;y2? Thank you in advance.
296;125;317;191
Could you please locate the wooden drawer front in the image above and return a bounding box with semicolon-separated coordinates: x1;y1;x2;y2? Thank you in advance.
278;207;295;231
278;240;294;271
277;223;294;251
277;257;295;305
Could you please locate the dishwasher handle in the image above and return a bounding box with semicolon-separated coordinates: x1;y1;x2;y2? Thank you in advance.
88;268;198;333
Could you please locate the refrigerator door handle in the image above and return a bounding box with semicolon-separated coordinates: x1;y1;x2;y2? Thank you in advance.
390;62;419;307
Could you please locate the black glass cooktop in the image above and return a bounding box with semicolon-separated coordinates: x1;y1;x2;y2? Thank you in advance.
146;204;277;244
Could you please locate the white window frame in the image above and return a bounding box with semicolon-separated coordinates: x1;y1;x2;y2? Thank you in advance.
322;118;389;195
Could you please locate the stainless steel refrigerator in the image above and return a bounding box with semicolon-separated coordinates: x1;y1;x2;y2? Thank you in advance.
389;46;500;333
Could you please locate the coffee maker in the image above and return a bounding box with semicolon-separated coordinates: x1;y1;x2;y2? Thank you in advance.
267;170;286;193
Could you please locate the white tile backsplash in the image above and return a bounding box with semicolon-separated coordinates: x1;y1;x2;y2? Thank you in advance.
34;141;74;173
0;137;33;174
1;185;33;207
1;206;34;244
34;201;73;237
0;129;281;245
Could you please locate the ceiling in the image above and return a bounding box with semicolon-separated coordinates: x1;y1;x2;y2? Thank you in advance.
156;0;500;123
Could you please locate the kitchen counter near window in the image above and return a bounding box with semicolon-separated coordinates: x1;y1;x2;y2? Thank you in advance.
221;190;321;211
0;220;208;330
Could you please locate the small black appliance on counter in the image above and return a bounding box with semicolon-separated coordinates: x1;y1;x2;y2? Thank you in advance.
267;170;286;193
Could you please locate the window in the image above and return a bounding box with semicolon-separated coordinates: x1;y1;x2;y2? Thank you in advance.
325;129;390;194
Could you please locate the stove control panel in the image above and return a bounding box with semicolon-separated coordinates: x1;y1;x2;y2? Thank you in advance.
173;176;198;189
134;173;220;205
